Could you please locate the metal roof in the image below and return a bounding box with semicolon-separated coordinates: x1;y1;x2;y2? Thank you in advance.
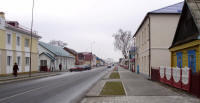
40;52;56;61
150;2;184;13
133;2;184;37
39;41;74;58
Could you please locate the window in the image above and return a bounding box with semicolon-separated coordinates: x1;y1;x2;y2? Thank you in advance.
40;60;47;66
7;56;11;66
176;52;182;68
7;34;11;44
17;56;20;65
188;50;196;73
25;57;30;65
17;36;20;46
25;39;29;47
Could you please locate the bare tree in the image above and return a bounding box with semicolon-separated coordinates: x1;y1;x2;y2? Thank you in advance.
113;29;133;59
49;40;67;48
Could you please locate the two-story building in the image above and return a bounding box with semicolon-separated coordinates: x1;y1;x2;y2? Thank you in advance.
134;2;183;77
0;12;41;75
78;52;96;67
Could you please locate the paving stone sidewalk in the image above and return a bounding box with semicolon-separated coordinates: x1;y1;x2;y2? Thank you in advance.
80;66;200;103
0;71;62;84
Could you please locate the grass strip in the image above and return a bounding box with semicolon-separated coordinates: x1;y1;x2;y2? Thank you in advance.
100;81;125;95
109;72;120;79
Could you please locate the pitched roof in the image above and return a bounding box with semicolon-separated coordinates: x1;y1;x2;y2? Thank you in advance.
40;52;56;61
63;47;77;55
150;2;184;13
39;41;74;58
133;2;183;37
170;1;200;48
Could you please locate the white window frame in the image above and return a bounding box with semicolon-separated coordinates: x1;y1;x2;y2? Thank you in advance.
25;39;29;47
25;57;30;66
7;34;11;44
17;36;20;46
17;56;21;65
7;56;12;66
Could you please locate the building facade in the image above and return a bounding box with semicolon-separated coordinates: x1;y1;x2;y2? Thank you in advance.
77;52;96;67
63;47;79;65
170;0;200;73
134;2;183;76
38;42;75;71
0;12;40;75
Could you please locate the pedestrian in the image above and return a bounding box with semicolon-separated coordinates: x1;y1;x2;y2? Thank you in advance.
13;62;19;77
59;63;62;71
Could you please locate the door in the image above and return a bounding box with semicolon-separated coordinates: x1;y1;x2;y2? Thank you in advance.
137;65;139;74
40;60;48;71
188;50;196;73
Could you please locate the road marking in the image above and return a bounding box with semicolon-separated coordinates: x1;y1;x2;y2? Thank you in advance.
0;85;48;102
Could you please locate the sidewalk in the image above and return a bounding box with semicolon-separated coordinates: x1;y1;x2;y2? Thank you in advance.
80;66;200;103
0;71;62;84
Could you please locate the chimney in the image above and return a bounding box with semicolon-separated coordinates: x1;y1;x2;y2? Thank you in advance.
7;21;19;27
0;12;5;19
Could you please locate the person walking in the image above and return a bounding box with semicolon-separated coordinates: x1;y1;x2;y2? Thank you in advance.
59;63;62;71
13;63;19;77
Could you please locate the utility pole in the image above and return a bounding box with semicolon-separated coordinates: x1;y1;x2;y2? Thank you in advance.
29;0;35;77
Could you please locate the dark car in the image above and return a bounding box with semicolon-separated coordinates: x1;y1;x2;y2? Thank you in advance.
107;65;111;68
85;65;91;70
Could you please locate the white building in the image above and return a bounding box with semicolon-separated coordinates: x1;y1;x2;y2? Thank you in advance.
134;2;183;77
38;42;75;71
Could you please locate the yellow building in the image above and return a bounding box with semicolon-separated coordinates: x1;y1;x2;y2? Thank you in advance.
170;1;200;73
0;12;41;75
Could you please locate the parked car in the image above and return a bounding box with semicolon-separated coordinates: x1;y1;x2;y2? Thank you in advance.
107;65;111;68
84;65;91;70
69;65;84;72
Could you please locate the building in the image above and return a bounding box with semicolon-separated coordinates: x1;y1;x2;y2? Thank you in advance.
170;0;200;73
96;57;105;66
134;2;183;77
0;12;41;75
38;42;75;71
77;52;96;67
63;47;78;65
129;46;136;72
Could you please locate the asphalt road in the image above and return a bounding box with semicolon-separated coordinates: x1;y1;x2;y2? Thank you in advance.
0;66;110;103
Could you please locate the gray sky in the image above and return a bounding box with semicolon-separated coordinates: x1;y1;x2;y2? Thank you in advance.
0;0;183;61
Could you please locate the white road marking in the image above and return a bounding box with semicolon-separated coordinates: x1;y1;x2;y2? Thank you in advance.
0;84;49;102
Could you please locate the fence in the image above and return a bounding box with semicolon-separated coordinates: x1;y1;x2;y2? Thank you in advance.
120;65;128;69
151;67;200;97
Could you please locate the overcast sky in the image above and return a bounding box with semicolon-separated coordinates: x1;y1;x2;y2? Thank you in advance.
0;0;183;61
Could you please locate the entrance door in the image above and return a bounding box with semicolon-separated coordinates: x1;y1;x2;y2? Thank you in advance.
188;50;196;73
40;60;48;71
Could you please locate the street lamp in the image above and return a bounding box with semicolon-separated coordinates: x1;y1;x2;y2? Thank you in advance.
29;0;35;77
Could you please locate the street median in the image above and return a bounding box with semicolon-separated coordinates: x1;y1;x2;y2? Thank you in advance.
100;81;125;96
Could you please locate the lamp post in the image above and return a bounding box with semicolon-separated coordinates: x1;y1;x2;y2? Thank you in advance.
29;0;35;77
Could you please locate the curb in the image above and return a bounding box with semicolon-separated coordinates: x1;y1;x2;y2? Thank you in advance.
0;73;60;84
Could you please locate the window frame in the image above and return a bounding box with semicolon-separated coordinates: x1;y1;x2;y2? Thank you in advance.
7;34;11;44
7;56;11;66
25;57;30;66
17;36;20;46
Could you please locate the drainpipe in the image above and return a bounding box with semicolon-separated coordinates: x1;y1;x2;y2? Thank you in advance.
148;16;151;78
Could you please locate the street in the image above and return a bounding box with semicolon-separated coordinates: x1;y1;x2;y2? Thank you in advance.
0;67;110;103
